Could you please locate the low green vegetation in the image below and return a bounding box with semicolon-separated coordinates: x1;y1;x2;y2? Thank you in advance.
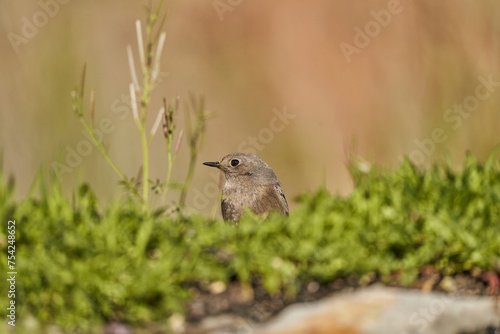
1;151;500;332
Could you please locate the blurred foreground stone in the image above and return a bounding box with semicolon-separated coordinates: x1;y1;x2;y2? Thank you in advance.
186;286;500;334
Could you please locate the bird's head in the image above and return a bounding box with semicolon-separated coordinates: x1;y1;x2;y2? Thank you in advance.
203;152;279;186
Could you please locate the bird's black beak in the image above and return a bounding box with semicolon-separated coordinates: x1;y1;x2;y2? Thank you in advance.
203;161;220;168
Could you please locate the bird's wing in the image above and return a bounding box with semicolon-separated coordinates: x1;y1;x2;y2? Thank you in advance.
275;184;289;215
252;185;289;216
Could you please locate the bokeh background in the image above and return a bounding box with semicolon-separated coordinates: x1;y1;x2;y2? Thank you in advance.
1;0;500;216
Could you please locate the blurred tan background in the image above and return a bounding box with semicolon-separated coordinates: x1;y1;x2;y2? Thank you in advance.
1;0;500;216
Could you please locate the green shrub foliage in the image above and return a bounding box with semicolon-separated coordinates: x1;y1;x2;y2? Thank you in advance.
1;152;500;331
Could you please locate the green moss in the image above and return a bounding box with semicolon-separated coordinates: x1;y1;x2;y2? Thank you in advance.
1;151;500;331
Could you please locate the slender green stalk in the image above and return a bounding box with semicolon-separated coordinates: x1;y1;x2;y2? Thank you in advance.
129;4;166;214
179;152;196;208
71;1;209;215
161;97;181;203
179;95;207;208
72;89;142;202
139;121;149;212
164;136;173;199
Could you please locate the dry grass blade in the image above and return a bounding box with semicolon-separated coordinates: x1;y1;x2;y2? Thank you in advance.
174;129;184;155
151;32;166;82
135;20;145;70
89;90;96;129
129;83;140;128
79;63;86;101
127;45;140;90
149;106;165;139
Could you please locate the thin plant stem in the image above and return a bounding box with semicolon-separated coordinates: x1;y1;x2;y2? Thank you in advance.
179;95;206;208
140;122;149;213
161;97;181;204
179;152;196;208
72;1;209;215
73;94;142;202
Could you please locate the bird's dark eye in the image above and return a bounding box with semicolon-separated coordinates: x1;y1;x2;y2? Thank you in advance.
230;159;239;167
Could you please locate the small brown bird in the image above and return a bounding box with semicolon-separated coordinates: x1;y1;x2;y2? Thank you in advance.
203;152;289;222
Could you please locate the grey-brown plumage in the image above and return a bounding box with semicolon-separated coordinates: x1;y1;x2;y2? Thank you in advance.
203;153;289;222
